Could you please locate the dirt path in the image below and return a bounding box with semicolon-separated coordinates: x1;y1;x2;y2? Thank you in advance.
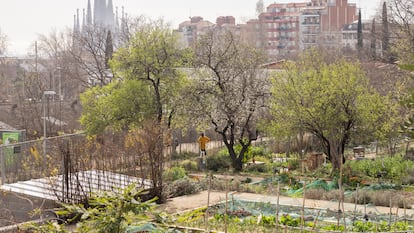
159;190;414;218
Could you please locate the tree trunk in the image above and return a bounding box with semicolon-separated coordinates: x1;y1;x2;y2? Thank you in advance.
227;144;243;171
330;150;346;172
331;153;341;172
232;157;243;172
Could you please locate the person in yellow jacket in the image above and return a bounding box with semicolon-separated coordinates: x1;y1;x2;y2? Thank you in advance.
197;133;210;156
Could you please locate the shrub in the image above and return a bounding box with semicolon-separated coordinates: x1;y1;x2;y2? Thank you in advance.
279;214;300;227
304;188;326;200
245;145;271;162
253;155;271;163
244;163;269;173
171;151;198;160
179;159;198;171
287;159;300;170
322;189;342;201
346;154;414;184
402;169;414;185
367;190;410;208
206;153;231;171
53;184;158;233
163;166;187;182
164;177;203;198
214;144;271;165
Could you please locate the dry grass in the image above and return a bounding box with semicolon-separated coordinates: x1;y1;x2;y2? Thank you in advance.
304;188;412;209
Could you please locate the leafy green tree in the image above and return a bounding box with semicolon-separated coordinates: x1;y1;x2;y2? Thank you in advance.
80;79;154;134
186;28;269;171
99;19;187;201
269;50;386;172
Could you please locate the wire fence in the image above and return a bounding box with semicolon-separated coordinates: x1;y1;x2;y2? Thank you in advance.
0;133;154;203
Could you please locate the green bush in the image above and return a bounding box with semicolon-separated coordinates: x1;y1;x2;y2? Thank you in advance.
206;152;231;171
253;155;271;164
56;184;158;233
171;151;198;160
163;166;187;182
179;159;198;171
287;159;300;170
245;145;271;162
346;154;414;184
214;144;271;165
279;214;300;227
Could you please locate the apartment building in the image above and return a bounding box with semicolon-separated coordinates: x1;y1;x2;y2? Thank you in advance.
176;16;214;48
258;2;307;57
176;0;358;58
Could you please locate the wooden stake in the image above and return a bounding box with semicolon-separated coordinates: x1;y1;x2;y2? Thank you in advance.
389;192;393;229
353;183;359;223
301;180;306;233
275;180;280;233
205;172;212;232
224;175;228;233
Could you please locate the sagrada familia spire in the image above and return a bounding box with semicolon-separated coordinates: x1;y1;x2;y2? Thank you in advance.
73;0;121;33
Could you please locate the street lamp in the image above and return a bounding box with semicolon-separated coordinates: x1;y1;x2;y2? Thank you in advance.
43;90;56;157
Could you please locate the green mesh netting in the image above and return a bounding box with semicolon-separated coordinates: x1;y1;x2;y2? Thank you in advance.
210;197;414;227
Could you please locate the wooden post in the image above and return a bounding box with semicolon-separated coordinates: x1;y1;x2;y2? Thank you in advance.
312;210;321;231
0;146;5;184
301;180;306;233
224;175;228;233
389;192;393;230
404;199;407;224
205;172;212;232
337;155;347;231
353;184;359;223
395;196;399;233
276;181;280;233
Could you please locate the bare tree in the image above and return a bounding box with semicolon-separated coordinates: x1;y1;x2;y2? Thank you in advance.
70;26;113;87
387;0;414;64
189;28;269;171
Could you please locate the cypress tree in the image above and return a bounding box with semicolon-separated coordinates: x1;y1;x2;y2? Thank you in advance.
382;2;389;60
371;18;376;60
105;30;113;69
357;9;363;49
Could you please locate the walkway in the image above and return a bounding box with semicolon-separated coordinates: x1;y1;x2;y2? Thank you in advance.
159;190;414;218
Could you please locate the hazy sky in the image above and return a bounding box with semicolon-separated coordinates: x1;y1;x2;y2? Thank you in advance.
0;0;383;55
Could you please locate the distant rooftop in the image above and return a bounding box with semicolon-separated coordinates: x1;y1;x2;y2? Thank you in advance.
0;121;16;131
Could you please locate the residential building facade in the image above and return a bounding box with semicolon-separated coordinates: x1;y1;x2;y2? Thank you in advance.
176;0;359;59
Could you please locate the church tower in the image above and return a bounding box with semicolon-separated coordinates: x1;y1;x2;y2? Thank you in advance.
86;0;92;26
93;0;106;26
73;0;119;44
106;0;115;29
91;0;116;29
